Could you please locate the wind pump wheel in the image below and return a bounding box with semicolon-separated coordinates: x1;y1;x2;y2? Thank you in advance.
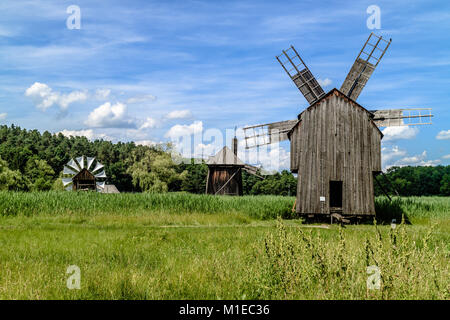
61;156;107;191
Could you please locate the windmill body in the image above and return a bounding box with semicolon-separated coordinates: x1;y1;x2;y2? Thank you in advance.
243;33;433;218
288;89;382;216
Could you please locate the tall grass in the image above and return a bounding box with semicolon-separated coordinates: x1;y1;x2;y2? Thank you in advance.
375;196;450;222
1;192;448;222
258;218;449;299
0;191;296;220
0;192;448;299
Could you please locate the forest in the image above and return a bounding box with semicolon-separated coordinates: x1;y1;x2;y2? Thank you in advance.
0;124;449;196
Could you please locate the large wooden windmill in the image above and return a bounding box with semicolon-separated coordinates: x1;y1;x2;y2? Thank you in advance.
243;33;433;219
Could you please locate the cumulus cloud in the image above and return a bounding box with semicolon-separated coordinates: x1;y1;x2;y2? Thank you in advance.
436;130;450;140
442;154;450;160
165;121;203;140
58;129;112;141
382;147;441;169
135;140;160;147
196;142;222;159
25;82;87;111
382;126;419;142
0;113;6;120
393;151;440;167
382;145;407;166
139;117;157;130
85;102;136;128
166;109;192;120
318;78;332;87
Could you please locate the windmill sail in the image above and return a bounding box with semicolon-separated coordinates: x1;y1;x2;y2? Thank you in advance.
61;155;107;192
371;108;433;127
63;166;77;175
243;119;298;149
277;46;325;105
340;33;391;101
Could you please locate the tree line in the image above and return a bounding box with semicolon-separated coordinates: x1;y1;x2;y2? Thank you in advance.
0;125;448;196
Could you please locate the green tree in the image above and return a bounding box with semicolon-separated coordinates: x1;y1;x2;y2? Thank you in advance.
24;158;55;191
179;159;208;194
0;157;28;191
127;150;187;193
440;174;450;195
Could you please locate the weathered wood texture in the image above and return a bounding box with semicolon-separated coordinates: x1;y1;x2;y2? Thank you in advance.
290;89;382;216
206;166;243;196
72;168;96;191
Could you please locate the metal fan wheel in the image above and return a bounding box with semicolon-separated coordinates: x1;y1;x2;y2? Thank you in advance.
61;156;107;192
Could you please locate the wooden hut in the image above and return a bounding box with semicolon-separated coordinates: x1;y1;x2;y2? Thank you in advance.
288;89;382;217
72;168;97;191
206;137;261;195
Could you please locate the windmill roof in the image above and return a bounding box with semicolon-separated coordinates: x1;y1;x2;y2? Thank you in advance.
102;184;120;194
292;88;383;138
206;146;245;166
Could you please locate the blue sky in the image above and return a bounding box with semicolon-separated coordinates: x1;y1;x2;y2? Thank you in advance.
0;0;449;171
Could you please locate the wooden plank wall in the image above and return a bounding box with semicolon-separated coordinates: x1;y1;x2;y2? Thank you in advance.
292;91;382;215
206;166;243;196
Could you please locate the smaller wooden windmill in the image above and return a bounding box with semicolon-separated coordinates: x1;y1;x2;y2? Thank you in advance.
62;156;107;192
206;136;261;195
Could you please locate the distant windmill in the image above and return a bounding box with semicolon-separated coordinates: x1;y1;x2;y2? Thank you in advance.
62;156;107;192
243;33;433;220
206;134;262;196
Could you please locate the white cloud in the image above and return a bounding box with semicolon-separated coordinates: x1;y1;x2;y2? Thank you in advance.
166;109;192;120
126;94;156;104
382;126;419;142
0;113;6;120
135;140;160;147
382;146;441;169
95;89;111;100
382;145;407;166
436;130;450;140
394;150;441;167
442;154;450;159
85;102;136;128
165;121;203;140
318;78;332;87
139;117;157;130
25;82;87;110
58;129;112;141
196;142;221;158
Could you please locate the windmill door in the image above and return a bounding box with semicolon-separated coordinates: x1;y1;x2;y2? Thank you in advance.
329;181;343;209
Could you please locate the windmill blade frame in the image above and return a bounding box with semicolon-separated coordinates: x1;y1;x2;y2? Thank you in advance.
277;46;326;105
243;119;298;149
340;33;391;101
371;108;433;127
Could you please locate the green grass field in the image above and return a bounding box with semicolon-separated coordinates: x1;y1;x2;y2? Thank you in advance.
0;192;448;299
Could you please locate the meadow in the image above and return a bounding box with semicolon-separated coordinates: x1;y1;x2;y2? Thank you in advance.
0;191;448;299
